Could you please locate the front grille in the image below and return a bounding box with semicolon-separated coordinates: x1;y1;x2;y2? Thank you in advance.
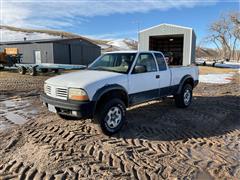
46;85;52;95
45;84;68;100
56;88;68;99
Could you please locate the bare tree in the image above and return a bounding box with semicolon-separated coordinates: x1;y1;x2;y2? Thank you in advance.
207;11;240;61
230;12;240;61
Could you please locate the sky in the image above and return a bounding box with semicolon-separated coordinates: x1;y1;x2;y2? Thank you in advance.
0;0;239;46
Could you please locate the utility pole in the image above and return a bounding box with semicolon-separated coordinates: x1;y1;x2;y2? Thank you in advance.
132;20;140;50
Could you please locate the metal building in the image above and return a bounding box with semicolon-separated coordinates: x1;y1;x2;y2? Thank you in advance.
139;23;196;66
0;38;101;65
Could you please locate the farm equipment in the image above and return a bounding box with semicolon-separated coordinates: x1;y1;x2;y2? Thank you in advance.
15;63;86;76
0;47;85;76
0;48;22;69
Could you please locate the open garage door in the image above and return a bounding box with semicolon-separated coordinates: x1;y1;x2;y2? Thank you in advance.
149;35;183;65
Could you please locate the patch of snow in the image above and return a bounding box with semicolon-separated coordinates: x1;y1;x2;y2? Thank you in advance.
225;61;240;65
195;60;240;69
107;39;131;50
5;112;27;125
215;62;240;69
98;43;111;49
195;60;205;65
0;29;61;42
124;38;137;44
199;73;234;84
0;124;7;130
196;58;208;61
2;100;16;108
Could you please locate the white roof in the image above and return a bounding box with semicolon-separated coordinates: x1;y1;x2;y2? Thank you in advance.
140;23;193;33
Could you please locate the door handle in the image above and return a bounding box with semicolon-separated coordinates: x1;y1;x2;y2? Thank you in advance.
156;75;160;79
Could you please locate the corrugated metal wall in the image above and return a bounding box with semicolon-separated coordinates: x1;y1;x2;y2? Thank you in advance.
139;24;196;66
53;40;100;65
53;43;70;64
1;39;101;65
70;45;82;64
1;43;54;64
72;40;100;65
82;45;101;65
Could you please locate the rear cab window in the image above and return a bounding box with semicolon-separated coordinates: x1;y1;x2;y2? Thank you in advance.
154;53;167;71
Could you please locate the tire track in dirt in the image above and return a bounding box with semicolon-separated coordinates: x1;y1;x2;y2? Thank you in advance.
1;115;239;179
0;71;240;179
0;126;129;179
1;117;170;179
1;102;239;179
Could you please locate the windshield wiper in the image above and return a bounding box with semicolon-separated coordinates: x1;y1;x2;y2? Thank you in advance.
88;67;105;71
88;67;125;74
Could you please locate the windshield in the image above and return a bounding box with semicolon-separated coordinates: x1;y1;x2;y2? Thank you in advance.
88;53;137;73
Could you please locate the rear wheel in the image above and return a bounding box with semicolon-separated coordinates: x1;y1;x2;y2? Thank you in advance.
95;98;126;135
29;67;37;76
175;84;193;108
18;66;26;75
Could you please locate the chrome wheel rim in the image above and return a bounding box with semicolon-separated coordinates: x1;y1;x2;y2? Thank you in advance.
105;106;122;129
184;89;191;105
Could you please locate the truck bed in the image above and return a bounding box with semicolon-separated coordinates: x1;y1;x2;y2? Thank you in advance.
169;66;198;86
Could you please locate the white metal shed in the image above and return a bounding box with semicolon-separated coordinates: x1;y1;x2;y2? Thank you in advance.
139;23;196;66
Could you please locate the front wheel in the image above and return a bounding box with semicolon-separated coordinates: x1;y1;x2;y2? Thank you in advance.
175;84;193;108
95;99;126;135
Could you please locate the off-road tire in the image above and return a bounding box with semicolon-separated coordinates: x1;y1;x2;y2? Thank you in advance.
18;66;27;75
175;84;193;108
95;98;126;135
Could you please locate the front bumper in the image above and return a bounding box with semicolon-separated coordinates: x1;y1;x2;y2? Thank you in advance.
40;93;95;118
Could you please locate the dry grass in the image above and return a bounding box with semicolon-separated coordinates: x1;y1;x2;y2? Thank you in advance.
199;66;239;75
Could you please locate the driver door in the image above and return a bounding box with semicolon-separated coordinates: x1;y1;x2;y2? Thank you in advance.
128;53;160;105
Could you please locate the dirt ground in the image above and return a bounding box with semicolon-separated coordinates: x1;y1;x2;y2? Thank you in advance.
0;67;239;180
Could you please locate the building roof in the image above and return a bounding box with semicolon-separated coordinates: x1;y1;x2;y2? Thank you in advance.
140;23;195;35
0;37;100;47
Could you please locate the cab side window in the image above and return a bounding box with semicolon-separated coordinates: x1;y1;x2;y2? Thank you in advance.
133;53;157;73
154;53;167;71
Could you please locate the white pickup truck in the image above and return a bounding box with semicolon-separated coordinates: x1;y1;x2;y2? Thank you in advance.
41;51;199;135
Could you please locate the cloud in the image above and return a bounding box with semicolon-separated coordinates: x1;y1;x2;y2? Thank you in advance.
85;30;138;40
1;0;218;29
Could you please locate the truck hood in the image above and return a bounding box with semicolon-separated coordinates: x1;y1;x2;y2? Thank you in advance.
45;70;127;89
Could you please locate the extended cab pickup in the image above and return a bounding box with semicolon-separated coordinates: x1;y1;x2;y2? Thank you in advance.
41;51;199;135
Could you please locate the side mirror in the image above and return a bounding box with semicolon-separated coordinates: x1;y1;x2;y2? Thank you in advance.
133;65;146;74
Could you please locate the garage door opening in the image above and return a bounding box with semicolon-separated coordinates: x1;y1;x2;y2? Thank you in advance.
149;35;183;65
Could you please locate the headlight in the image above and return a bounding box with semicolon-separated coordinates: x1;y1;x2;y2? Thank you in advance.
68;88;89;101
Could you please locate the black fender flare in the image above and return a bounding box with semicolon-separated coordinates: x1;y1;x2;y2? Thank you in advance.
92;84;129;112
177;75;194;94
